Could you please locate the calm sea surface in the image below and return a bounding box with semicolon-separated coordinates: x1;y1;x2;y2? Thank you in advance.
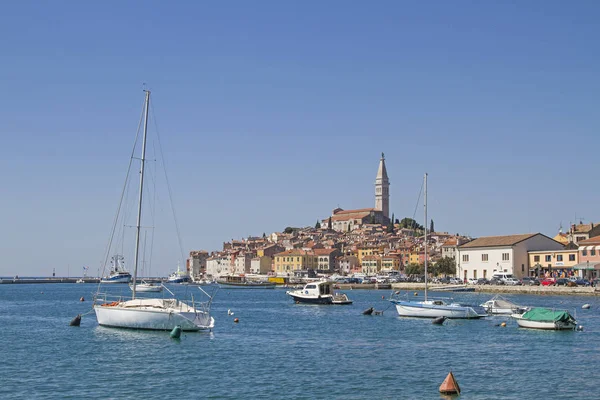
1;284;599;399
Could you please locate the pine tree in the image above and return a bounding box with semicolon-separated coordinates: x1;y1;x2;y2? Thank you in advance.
430;219;435;233
315;220;321;229
328;216;332;230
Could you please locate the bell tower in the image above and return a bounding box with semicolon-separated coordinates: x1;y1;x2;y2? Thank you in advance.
375;152;390;219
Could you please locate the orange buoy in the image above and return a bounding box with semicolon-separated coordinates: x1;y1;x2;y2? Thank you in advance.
439;371;461;395
233;318;239;323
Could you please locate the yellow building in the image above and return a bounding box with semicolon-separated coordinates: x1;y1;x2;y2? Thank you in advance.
273;249;318;274
528;249;578;276
381;255;400;272
357;246;382;264
361;255;381;275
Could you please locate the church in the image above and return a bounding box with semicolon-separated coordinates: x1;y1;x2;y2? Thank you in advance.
323;153;390;232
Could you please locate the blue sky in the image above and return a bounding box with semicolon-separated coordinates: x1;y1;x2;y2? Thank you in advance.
1;1;598;276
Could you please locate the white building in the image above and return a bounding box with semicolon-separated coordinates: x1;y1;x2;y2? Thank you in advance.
205;254;233;278
456;233;564;280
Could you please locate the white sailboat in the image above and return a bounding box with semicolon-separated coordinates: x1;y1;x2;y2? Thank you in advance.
93;90;214;331
390;174;486;319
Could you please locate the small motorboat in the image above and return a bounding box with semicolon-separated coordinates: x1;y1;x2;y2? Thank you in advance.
332;292;353;305
287;281;352;304
480;295;529;315
512;308;577;330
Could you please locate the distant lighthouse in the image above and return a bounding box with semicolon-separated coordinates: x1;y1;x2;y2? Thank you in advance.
374;152;390;219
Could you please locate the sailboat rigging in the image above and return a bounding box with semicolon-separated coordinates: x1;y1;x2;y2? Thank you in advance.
93;90;214;331
389;173;486;319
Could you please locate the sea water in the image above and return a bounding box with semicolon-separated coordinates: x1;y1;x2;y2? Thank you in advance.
0;284;598;399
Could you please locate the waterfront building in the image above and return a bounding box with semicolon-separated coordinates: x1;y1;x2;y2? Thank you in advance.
361;255;381;275
188;250;209;279
381;254;401;273
574;236;600;279
205;253;233;278
273;249;318;275
250;256;272;274
314;248;339;272
457;233;564;280
527;249;578;277
440;236;470;260
357;245;382;264
336;255;360;274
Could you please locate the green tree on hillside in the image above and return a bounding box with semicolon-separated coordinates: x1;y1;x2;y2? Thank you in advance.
430;219;435;233
328;217;332;230
315;220;321;229
399;217;423;231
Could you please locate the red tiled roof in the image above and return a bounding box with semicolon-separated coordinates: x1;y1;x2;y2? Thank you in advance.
458;233;538;248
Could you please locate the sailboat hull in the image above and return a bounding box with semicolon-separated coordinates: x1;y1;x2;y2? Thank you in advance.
94;299;214;331
393;300;485;319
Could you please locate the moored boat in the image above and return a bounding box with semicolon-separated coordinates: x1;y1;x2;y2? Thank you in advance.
512;308;577;330
286;281;352;304
217;275;276;289
480;294;528;315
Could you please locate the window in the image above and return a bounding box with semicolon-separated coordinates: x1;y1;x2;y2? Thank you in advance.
557;255;563;262
569;254;576;261
545;255;551;262
522;264;525;272
592;250;596;256
534;255;540;262
482;254;488;262
462;255;469;262
483;270;487;278
502;253;510;261
583;250;588;256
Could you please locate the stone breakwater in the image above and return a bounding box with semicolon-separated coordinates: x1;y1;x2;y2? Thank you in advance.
334;283;600;296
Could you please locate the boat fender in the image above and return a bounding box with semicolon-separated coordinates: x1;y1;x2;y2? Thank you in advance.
70;314;82;327
170;325;182;339
582;304;591;309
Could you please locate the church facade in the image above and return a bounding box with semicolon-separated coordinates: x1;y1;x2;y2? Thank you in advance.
323;153;391;232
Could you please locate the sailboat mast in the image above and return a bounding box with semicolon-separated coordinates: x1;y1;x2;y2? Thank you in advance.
424;173;428;301
132;90;150;300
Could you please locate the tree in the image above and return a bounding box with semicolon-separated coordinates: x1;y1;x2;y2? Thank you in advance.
387;213;395;233
405;263;424;276
399;217;423;231
284;227;294;234
430;219;435;233
262;232;266;238
315;220;321;229
327;217;332;230
435;256;456;276
347;224;351;232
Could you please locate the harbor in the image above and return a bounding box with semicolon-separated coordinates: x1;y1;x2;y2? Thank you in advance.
1;283;599;399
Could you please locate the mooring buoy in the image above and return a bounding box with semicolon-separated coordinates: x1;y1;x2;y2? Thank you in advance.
80;297;85;302
500;322;507;327
582;304;591;309
70;314;82;327
439;371;461;395
170;325;182;339
234;318;239;323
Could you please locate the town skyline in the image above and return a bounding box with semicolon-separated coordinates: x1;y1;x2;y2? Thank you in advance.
1;2;598;276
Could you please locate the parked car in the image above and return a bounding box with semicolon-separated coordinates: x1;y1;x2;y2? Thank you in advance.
520;277;540;286
574;278;590;286
541;278;556;286
504;277;521;286
467;278;478;285
437;277;451;284
449;277;463;284
476;278;490;285
555;278;569;286
489;277;504;285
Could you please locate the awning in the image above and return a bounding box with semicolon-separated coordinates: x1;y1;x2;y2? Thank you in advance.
572;262;600;270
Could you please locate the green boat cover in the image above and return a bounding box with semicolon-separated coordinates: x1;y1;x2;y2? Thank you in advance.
521;308;574;322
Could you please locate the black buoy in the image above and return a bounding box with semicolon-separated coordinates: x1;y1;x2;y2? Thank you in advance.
363;307;374;315
70;314;82;327
432;316;447;325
